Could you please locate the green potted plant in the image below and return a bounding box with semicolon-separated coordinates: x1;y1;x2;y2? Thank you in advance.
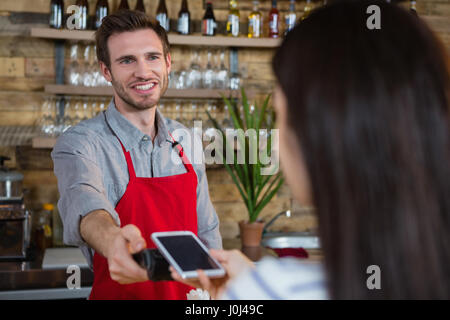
207;88;284;247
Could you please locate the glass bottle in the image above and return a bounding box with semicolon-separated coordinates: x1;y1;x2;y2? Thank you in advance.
135;0;146;13
156;0;170;31
49;0;64;29
35;203;54;252
301;0;313;21
202;1;216;36
76;0;89;30
284;0;296;36
226;0;240;37
177;0;190;35
268;0;279;39
248;1;262;38
118;0;129;10
95;0;109;30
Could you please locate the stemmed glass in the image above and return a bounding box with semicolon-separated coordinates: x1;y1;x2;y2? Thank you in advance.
204;100;218;140
216;49;229;90
66;42;81;86
186;49;202;89
62;96;74;132
202;49;215;89
39;96;56;136
81;97;91;121
174;100;183;124
81;44;93;87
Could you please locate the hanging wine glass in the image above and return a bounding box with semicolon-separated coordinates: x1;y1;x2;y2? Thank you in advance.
216;49;229;89
66;42;81;86
202;48;215;89
186;49;202;88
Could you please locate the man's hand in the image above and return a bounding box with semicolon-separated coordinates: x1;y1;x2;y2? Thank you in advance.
106;224;149;284
80;211;149;285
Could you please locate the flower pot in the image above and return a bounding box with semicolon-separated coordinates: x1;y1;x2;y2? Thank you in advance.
239;220;265;247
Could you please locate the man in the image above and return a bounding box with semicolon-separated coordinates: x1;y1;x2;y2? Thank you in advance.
51;10;222;300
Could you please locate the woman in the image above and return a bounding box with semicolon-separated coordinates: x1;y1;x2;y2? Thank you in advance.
172;0;450;299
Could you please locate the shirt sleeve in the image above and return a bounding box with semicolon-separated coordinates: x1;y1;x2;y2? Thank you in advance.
220;257;328;300
51;128;121;249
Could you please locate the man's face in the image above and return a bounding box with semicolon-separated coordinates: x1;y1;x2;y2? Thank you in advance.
100;29;171;110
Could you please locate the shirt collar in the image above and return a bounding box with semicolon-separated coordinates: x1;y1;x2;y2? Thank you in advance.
105;99;172;151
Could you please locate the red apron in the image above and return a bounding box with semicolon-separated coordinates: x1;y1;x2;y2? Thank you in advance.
89;133;198;300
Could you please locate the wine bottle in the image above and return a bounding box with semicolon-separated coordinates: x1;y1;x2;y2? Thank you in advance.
135;0;146;13
177;0;190;35
118;0;129;11
76;0;89;30
156;0;170;31
95;0;109;30
248;1;262;38
301;0;313;21
226;0;240;37
49;0;64;29
284;0;296;36
268;0;279;39
202;2;216;36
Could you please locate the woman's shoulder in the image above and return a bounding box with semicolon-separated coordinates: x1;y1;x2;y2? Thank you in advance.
221;257;328;300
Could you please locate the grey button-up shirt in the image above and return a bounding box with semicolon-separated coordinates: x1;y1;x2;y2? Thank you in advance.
51;100;222;267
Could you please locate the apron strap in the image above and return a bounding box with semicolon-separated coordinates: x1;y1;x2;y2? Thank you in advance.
117;139;137;180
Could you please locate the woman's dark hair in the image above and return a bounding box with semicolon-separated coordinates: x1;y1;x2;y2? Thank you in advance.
273;0;450;299
95;10;170;69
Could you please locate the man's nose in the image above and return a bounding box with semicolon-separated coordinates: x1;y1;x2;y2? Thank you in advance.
134;59;153;79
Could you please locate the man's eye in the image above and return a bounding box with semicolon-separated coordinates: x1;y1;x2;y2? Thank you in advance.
148;55;158;61
121;59;133;64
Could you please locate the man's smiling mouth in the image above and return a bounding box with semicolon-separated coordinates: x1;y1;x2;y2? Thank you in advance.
130;81;158;94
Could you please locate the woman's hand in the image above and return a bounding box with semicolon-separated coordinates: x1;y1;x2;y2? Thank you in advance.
170;249;255;299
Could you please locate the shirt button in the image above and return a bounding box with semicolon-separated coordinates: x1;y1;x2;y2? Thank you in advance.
142;136;149;141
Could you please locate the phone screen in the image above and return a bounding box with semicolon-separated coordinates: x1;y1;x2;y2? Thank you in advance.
156;235;221;272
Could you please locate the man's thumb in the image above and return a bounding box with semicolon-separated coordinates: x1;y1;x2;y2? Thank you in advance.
121;224;146;253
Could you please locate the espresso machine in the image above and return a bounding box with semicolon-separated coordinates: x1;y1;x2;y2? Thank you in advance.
0;156;31;260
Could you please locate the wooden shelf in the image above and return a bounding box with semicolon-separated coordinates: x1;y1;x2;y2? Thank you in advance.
30;27;281;48
44;84;240;99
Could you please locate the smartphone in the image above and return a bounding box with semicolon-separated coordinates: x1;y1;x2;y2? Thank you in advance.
151;231;225;279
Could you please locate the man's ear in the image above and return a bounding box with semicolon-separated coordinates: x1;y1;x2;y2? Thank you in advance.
99;61;112;82
165;53;172;74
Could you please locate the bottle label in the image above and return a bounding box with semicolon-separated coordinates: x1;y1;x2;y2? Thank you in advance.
156;13;170;31
248;17;261;37
227;14;240;37
202;19;216;36
177;13;190;34
269;15;278;33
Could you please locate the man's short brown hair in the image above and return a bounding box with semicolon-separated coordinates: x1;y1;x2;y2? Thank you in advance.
95;10;170;70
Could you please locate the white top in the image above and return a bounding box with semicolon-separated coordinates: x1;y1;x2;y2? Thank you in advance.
220;257;328;300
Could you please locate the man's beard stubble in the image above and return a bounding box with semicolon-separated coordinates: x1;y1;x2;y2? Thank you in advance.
110;71;169;111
